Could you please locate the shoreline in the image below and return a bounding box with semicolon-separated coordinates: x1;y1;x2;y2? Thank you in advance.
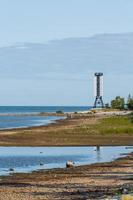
0;116;66;131
0;111;133;146
0;111;132;199
0;115;67;132
0;146;132;177
0;151;133;199
0;112;67;117
0;109;131;131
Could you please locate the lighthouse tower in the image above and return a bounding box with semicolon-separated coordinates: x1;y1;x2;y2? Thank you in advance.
93;73;104;108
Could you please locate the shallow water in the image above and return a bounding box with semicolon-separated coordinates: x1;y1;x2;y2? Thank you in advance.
0;146;132;176
0;115;64;129
0;106;90;129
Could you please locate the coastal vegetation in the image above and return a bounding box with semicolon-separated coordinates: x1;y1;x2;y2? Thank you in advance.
77;115;133;135
0;112;133;146
56;110;64;114
111;96;125;109
127;94;133;110
110;94;133;110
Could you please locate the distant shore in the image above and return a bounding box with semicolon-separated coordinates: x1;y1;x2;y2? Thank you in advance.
0;112;66;117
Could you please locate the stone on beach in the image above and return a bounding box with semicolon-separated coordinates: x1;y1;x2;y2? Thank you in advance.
40;162;44;166
66;161;74;168
9;168;14;172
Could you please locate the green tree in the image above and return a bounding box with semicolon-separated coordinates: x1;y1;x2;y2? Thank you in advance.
128;94;132;102
111;96;125;109
105;103;110;109
127;94;133;110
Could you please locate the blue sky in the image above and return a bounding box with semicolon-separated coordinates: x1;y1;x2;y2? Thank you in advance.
0;0;133;106
0;0;133;46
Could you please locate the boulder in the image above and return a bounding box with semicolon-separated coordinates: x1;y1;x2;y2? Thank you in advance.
66;161;74;168
40;162;44;166
9;168;14;172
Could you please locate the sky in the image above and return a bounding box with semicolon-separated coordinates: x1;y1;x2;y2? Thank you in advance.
0;0;133;47
0;0;133;106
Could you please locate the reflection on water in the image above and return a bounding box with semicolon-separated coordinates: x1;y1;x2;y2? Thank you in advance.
0;146;132;176
96;146;101;161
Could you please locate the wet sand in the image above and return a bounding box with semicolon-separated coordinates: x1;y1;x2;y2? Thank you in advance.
0;152;133;199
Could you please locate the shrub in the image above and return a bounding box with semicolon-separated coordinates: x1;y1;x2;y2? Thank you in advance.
111;96;125;110
56;110;64;114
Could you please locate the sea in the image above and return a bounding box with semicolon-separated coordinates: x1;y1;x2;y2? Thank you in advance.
0;106;91;130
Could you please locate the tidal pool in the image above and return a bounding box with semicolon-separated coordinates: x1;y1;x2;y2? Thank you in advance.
0;146;132;176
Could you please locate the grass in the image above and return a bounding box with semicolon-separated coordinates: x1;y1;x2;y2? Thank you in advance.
0;115;133;146
76;116;133;135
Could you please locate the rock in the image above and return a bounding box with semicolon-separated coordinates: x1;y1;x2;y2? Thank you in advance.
40;162;44;166
66;161;74;168
122;188;129;194
120;186;129;194
9;168;14;172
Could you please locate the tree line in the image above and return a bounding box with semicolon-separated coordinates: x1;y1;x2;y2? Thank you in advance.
105;95;133;110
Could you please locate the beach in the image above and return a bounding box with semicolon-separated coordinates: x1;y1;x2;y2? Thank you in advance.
0;110;132;146
0;152;133;199
1;1;133;199
0;110;132;199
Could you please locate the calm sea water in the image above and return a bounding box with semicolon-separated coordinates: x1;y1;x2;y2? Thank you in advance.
0;115;65;130
0;106;90;129
0;106;91;114
0;146;132;176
